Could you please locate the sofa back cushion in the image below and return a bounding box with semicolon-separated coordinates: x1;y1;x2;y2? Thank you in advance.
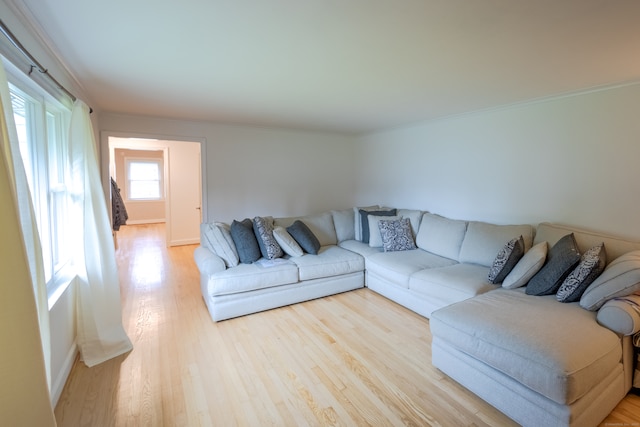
416;213;468;261
535;222;640;261
397;209;423;237
275;211;337;247
459;221;534;267
331;209;355;242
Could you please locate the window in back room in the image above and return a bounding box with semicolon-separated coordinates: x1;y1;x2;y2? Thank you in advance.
125;158;164;201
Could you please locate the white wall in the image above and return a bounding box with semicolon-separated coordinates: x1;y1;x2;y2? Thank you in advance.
48;281;76;405
99;113;358;223
356;83;640;239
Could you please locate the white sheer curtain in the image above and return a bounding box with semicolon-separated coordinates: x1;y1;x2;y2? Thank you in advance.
68;100;132;367
0;60;52;387
0;61;56;425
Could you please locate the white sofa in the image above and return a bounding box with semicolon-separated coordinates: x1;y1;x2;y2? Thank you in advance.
195;206;640;427
195;211;365;322
339;210;535;318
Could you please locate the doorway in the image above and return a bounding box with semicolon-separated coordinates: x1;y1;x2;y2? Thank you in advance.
108;136;204;247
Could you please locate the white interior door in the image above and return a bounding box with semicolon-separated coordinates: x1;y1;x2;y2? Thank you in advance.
167;141;202;246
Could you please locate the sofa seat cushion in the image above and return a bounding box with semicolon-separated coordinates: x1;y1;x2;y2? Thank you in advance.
430;288;621;405
208;260;299;296
409;264;497;304
289;245;364;281
338;239;383;258
366;249;457;289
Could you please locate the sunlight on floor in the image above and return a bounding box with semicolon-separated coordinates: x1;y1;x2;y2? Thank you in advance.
130;246;164;288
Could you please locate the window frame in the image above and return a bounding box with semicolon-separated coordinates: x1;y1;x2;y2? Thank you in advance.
6;62;73;300
124;157;164;202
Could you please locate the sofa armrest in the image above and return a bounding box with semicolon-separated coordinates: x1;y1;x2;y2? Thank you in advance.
596;295;640;336
194;246;226;276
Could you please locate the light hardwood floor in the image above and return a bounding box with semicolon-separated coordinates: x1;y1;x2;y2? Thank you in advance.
55;223;640;426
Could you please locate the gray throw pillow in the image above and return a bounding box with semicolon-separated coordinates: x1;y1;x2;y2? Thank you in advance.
378;218;417;252
253;216;283;260
287;220;321;255
487;236;525;284
359;208;397;244
230;218;262;264
526;233;581;296
557;243;606;303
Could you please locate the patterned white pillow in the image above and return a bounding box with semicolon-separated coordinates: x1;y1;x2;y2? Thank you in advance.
369;215;402;248
487;236;525;284
557;243;606;303
253;216;283;260
378;218;417;252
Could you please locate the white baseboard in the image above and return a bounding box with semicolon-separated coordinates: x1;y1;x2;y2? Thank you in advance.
51;339;78;407
170;238;200;246
125;219;166;225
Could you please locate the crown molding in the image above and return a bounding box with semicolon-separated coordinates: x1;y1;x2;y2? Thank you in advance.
4;0;92;105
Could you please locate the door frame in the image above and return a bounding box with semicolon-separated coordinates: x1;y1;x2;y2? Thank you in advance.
102;131;207;247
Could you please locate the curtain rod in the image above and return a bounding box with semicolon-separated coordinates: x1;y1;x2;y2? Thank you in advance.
0;19;92;112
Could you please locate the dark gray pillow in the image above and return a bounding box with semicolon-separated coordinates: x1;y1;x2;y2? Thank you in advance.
230;218;261;264
487;236;525;284
287;220;321;255
526;233;581;296
359;208;397;244
557;243;606;303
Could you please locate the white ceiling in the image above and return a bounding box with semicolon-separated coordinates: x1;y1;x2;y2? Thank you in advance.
11;0;640;134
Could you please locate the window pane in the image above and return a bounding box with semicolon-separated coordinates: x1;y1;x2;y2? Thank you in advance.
47;111;65;186
10;88;54;283
11;92;35;194
50;190;68;267
46;107;69;273
130;181;161;199
129;162;159;180
127;160;162;200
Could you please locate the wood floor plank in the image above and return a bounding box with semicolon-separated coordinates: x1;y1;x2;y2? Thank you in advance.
54;223;640;426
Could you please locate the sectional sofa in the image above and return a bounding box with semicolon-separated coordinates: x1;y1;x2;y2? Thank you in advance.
194;206;640;427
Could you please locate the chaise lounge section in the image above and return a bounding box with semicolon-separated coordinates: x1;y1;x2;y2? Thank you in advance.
430;222;640;427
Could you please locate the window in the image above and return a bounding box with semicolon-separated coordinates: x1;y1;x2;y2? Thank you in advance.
126;158;163;200
9;82;71;287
